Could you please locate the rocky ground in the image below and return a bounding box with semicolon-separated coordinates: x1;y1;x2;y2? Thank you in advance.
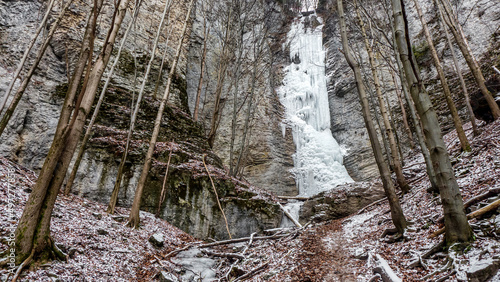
1;119;500;281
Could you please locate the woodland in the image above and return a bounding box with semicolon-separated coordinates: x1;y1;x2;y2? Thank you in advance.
0;0;499;281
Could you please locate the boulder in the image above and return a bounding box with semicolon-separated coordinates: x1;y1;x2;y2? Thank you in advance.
149;233;165;248
300;181;385;222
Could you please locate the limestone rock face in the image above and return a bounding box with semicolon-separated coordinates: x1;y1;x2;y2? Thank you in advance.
322;14;380;182
186;1;297;196
0;0;281;240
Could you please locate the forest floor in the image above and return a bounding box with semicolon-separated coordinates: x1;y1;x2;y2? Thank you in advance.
1;120;500;281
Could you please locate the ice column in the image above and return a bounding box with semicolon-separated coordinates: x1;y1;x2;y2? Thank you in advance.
279;14;353;197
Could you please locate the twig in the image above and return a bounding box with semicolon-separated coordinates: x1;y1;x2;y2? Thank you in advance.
201;249;245;260
202;154;232;239
233;262;269;282
357;197;388;214
156;145;173;216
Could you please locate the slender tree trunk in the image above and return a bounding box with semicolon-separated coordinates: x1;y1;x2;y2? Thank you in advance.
127;0;194;228
354;0;410;193
391;0;472;243
107;0;172;214
193;20;210;121
10;0;108;264
207;2;234;148
435;1;479;135
64;3;142;195
0;0;74;137
337;0;407;234
413;0;470;151
0;0;56;114
437;0;500;120
390;68;415;149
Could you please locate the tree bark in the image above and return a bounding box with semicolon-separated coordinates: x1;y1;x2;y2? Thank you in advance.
389;19;439;192
11;0;109;264
435;0;479;135
413;0;470;151
127;0;194;228
391;0;472;243
355;0;410;193
337;0;407;234
107;0;172;214
64;3;141;195
437;0;500;120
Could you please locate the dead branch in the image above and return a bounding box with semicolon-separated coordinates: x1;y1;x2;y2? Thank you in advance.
202;249;245;260
203;154;232;239
199;233;290;248
357;197;388;214
372;254;402;282
277;196;309;201
436;187;500;224
430;198;500;238
233;262;269;282
277;202;302;228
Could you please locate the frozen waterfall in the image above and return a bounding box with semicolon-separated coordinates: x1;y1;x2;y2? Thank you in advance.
279;14;353;198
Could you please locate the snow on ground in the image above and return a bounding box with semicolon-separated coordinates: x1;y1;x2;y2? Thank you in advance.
1;119;499;281
0;157;195;281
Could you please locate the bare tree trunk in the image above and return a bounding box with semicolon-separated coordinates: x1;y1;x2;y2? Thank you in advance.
0;0;56;114
107;0;172;214
193;8;211;121
354;0;410;193
207;1;234;148
64;3;142;196
156;145;172;217
437;0;500;120
337;0;407;234
413;0;470;151
10;0;111;264
127;0;194;228
388;12;439;192
435;0;479;136
0;0;74;137
391;0;472;243
390;68;415;149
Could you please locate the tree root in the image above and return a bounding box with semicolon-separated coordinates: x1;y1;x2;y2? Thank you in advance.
11;248;34;282
434;269;456;282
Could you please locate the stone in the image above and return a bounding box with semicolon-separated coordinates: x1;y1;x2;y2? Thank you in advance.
155;271;179;282
149;233;164;248
96;228;108;236
467;258;500;282
92;212;102;220
171;248;216;282
300;181;385;222
112;216;125;222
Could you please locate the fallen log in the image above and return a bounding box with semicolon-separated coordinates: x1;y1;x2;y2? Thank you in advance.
436;188;500;224
278;202;302;228
429;198;500;238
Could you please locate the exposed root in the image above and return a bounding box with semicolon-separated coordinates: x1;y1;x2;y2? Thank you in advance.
47;237;67;262
11;248;34;282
